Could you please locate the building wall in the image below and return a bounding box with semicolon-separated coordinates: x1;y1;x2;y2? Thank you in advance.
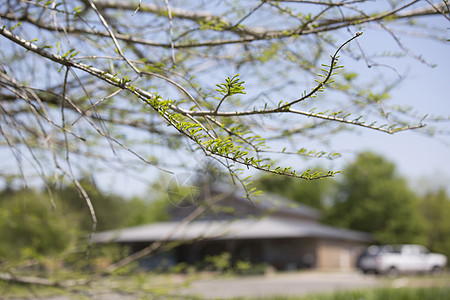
126;237;368;271
316;239;366;270
175;237;322;271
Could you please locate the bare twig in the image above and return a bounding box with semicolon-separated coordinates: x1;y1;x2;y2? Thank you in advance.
87;0;141;74
163;0;177;65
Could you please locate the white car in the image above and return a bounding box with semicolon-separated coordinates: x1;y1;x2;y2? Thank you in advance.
357;244;447;277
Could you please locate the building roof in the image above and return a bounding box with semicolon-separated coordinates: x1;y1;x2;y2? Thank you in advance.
93;216;374;244
169;182;322;222
94;183;374;245
218;183;323;221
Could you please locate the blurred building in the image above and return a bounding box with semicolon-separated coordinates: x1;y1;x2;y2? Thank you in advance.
94;184;374;271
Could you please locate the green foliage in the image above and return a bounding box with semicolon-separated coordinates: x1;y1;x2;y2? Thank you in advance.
272;287;450;300
0;189;77;261
66;243;132;272
420;188;450;262
342;72;358;82
197;17;229;31
50;178;169;232
234;261;270;276
204;252;232;273
124;197;169;227
140;75;337;184
0;181;170;262
192;252;269;276
324;152;426;244
53;179;131;232
215;74;246;97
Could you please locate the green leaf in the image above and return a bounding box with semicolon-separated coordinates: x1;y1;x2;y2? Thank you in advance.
10;22;22;31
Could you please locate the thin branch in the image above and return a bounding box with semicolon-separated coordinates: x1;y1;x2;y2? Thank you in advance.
286;107;425;134
0;272;86;288
425;0;450;21
0;26;420;137
230;1;265;29
277;32;363;110
87;0;141;74
132;0;142;16
163;0;177;65
1;3;446;48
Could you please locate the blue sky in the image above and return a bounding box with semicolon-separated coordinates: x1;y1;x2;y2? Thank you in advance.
322;17;450;193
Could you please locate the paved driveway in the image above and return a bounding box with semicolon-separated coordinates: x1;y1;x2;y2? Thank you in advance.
180;271;382;299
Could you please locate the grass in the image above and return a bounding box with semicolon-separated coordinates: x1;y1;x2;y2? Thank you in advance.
5;284;446;300
231;286;450;300
300;286;450;300
1;272;449;299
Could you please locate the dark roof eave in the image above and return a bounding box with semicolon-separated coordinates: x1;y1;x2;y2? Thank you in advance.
93;217;374;244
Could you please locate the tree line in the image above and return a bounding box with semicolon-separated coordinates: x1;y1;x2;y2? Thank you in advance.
1;151;449;265
0;179;169;262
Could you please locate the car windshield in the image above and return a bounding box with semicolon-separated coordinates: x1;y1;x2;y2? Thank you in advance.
365;245;392;255
392;245;403;253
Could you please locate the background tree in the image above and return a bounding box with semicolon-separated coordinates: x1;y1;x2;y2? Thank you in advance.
0;181;168;262
324;152;426;244
54;178;132;231
420;188;450;261
124;196;170;227
0;188;78;261
52;178;169;231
